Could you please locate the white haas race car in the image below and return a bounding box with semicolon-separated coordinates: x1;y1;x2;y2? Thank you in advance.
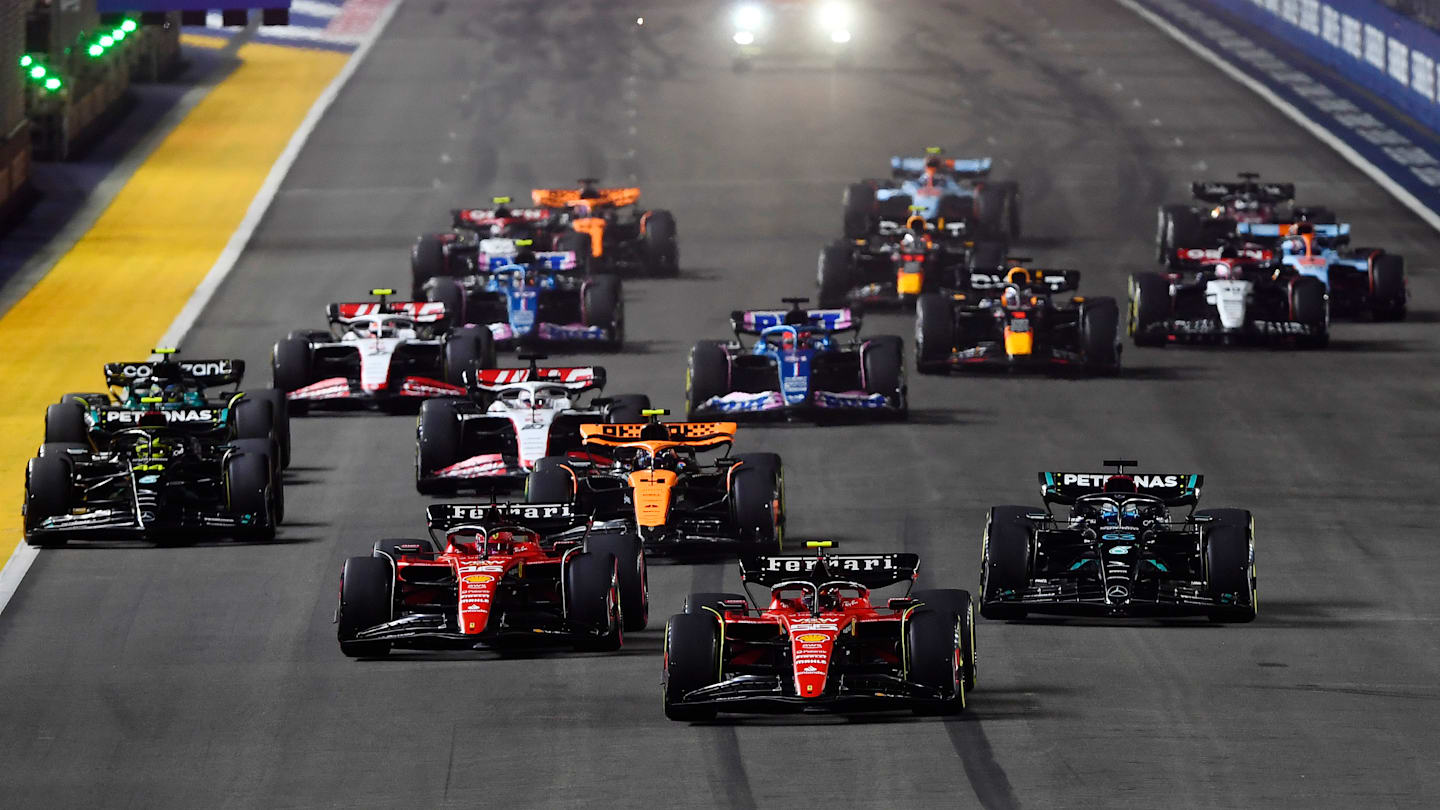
415;357;650;494
271;289;498;414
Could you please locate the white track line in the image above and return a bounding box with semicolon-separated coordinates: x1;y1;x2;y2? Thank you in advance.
0;1;405;619
1114;0;1440;233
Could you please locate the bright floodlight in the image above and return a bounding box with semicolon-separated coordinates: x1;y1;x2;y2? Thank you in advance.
830;29;852;44
733;30;755;45
818;2;853;28
733;4;765;29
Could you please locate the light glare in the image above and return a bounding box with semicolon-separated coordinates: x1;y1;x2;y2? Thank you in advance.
733;31;755;45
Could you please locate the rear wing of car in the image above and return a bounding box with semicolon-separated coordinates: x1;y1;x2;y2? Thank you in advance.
739;553;920;589
579;421;736;450
451;207;551;229
891;155;991;179
425;502;583;534
731;308;859;335
478;251;578;272
464;365;605;393
1189;180;1294;203
92;406;228;430
103;359;245;389
964;269;1081;293
327;300;448;324
1236;222;1350;239
1039;472;1203;507
531;187;642;209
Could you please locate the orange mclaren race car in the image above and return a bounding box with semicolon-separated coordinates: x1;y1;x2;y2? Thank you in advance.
531;179;679;276
523;411;783;555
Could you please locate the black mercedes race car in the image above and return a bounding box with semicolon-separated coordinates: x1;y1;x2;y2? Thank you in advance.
914;263;1121;375
979;461;1256;622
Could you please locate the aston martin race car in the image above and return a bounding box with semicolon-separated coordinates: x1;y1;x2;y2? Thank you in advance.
531;180;678;276
1155;171;1333;260
45;351;291;467
410;196;594;297
844;149;1020;240
422;239;624;351
270;289;496;414
727;1;857;71
335;502;648;657
524;413;784;554
979;461;1256;622
1128;253;1329;347
662;543;975;719
914;264;1121;374
686;299;906;420
25;412;282;546
1236;222;1407;321
817;213;1002;308
415;357;651;493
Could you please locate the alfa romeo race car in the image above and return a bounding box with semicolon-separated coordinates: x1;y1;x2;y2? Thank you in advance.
1236;222;1407;321
979;461;1257;622
25;411;281;547
45;351;291;468
686;299;906;420
336;502;648;657
1128;254;1329;348
409;197;593;297
270;289;496;414
728;1;858;71
914;264;1121;375
531;180;678;276
415;358;651;493
817;215;1002;308
1155;171;1333;260
422;240;624;350
525;414;785;554
662;543;975;719
844;149;1020;240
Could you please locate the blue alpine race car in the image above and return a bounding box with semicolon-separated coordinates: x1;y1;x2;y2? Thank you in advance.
686;298;906;421
844;150;1020;240
422;238;624;350
1235;222;1406;321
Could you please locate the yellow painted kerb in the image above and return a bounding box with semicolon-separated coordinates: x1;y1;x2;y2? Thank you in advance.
0;42;347;557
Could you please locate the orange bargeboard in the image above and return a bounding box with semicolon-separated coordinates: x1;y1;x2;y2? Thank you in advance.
0;42;348;560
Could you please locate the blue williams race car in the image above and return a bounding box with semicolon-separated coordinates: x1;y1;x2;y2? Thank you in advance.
422;238;623;351
844;149;1020;241
1236;222;1407;321
686;298;906;421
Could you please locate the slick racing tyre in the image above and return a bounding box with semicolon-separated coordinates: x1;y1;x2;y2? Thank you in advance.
1080;297;1122;376
1369;254;1406;321
243;389;291;468
1128;272;1170;347
1288;276;1329;349
582;275;624;350
816;241;853;309
44;402;87;445
974;184;1015;240
686;341;730;417
427;278;467;328
663;612;720;721
271;333;314;414
555;230;593;276
981;506;1033;620
906;608;966;715
915;293;955;375
605;393;651;424
231;439;283;524
843;183;875;238
1156;205;1201;263
683;592;747;616
416;398;463;494
411;233;450;299
731;453;783;552
968;240;1008;274
525;457;576;503
588;531;649;632
642;209;679;276
566;551;623;651
225;450;277;542
444;326;497;385
338;556;394;658
24;454;73;547
912;589;977;692
1199;508;1257;623
862;335;907;417
876;193;912;223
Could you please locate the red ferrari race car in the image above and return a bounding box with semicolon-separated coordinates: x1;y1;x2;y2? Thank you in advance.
662;543;976;720
335;502;647;657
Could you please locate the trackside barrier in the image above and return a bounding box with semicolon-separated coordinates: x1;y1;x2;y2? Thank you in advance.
1199;0;1440;133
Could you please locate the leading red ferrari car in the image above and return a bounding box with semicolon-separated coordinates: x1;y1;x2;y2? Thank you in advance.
661;543;976;720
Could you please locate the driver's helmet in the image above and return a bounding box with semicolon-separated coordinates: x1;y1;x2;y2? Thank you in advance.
1001;285;1022;308
923;154;943;183
483;529;524;556
363;319;397;338
573;203;593;218
1234;197;1258;212
801;585;844;613
652;447;685;472
783;307;810;327
578;182;602;200
638;422;670;441
132;365;194;409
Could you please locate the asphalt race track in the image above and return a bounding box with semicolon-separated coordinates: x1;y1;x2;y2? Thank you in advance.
3;1;1439;807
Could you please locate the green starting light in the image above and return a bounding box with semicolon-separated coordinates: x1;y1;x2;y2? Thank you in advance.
113;29;127;41
43;77;61;91
28;65;46;80
19;54;33;68
121;19;138;33
100;35;114;47
88;44;104;57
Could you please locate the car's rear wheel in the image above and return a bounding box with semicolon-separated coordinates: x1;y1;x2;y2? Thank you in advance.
664;612;720;721
338;556;394;657
862;335;906;416
912;589;977;691
271;334;314;414
981;506;1032;620
566;551;622;651
411;233;450;299
1156;205;1201;262
731;453;783;551
582;275;624;350
1369;254;1406;321
1129;272;1170;347
1199;508;1257;623
244;389;291;467
1080;297;1121;376
588;531;649;631
428;277;467;327
605;393;650;424
686;340;730;417
915;293;955;374
416;398;464;494
817;240;853;309
907;608;965;715
444;326;497;385
843;183;875;238
643;210;679;276
525;457;575;503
